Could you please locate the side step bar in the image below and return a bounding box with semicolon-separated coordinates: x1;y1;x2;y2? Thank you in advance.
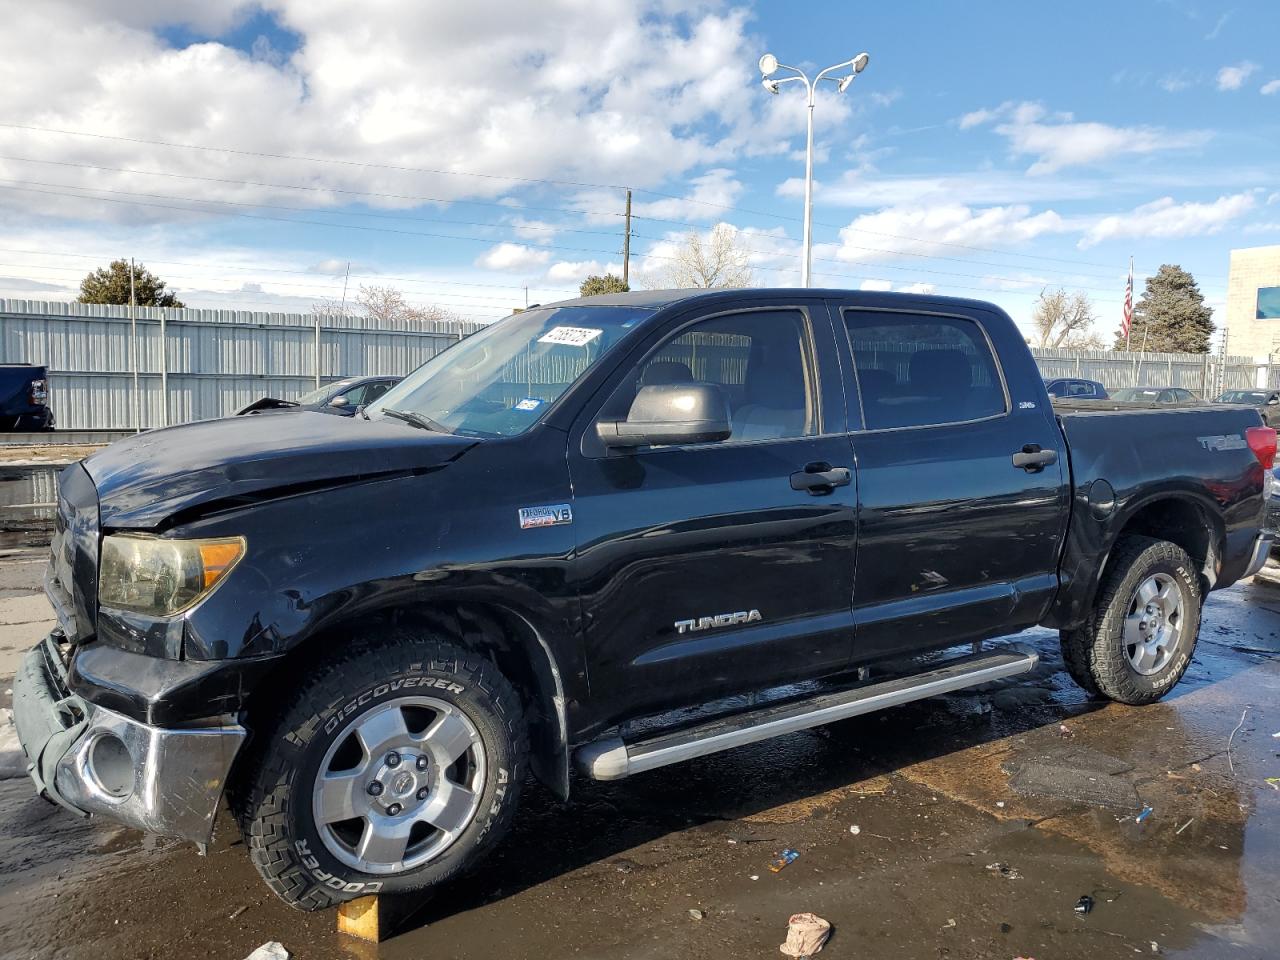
575;645;1038;781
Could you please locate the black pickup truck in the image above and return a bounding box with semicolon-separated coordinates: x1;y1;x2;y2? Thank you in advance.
0;363;54;430
13;289;1274;911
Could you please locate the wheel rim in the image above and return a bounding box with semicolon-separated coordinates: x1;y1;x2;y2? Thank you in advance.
312;696;486;875
1123;572;1182;676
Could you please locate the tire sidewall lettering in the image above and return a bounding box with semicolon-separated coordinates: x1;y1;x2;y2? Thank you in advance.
322;676;467;736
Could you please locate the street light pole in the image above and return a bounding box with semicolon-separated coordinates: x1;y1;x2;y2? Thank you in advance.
760;52;870;287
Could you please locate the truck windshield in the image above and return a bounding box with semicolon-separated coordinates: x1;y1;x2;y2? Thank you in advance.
367;305;652;437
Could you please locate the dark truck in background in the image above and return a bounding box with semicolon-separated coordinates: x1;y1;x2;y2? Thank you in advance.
0;363;53;430
13;289;1274;911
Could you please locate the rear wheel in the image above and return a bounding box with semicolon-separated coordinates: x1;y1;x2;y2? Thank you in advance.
1059;535;1201;705
233;635;525;911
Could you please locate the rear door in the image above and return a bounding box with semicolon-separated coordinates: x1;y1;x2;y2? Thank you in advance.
567;298;857;719
832;301;1069;662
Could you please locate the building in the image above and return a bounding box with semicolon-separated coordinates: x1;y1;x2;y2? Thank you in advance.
1226;244;1280;357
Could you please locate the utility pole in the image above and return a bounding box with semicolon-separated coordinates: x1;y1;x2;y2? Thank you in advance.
129;258;140;432
622;189;632;288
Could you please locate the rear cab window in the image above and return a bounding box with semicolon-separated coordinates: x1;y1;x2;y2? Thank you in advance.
842;311;1007;431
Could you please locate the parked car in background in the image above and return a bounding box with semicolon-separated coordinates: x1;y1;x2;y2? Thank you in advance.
1214;389;1280;428
1110;386;1199;403
238;376;401;417
1043;377;1109;400
0;363;54;430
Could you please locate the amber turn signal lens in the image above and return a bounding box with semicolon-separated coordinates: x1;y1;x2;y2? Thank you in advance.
199;540;245;588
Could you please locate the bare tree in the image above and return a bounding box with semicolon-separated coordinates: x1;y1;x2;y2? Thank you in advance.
1031;288;1103;349
647;224;753;289
311;284;462;328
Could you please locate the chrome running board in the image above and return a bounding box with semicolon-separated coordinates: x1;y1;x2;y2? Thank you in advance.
575;645;1038;781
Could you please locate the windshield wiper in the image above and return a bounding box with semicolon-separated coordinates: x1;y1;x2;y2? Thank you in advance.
381;408;451;434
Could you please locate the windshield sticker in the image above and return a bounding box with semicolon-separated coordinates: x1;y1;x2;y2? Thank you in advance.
518;503;573;529
538;326;603;347
514;397;544;411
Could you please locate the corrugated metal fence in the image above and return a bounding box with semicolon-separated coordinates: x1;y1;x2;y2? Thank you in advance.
1030;347;1272;395
4;298;1279;430
0;299;480;429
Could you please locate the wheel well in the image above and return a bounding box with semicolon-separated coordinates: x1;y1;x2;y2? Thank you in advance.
239;601;570;800
1114;496;1222;593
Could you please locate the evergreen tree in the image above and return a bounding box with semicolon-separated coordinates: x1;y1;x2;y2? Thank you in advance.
1117;264;1213;353
579;274;629;296
78;260;185;307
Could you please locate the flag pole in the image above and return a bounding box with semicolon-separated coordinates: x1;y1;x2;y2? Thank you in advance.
1124;256;1133;351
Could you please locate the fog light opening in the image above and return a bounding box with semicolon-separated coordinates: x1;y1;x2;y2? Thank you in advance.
87;733;134;800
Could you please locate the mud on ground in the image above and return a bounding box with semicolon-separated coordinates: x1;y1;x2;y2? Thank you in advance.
0;559;1278;960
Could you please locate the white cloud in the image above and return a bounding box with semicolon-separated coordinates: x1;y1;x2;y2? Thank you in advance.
0;1;770;224
546;259;621;283
1159;71;1196;92
1262;79;1280;95
1079;193;1255;248
475;243;550;272
509;217;559;243
826;203;1070;264
958;101;1210;174
1216;61;1258;90
858;279;892;292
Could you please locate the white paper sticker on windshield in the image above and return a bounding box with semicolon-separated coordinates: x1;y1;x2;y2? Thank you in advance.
538;325;603;347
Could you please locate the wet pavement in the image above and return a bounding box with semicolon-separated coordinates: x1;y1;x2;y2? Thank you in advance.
0;554;1278;960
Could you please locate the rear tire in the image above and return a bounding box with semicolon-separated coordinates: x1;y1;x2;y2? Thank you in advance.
1059;535;1201;705
232;635;525;911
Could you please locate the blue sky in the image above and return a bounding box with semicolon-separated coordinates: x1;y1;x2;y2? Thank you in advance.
0;0;1277;343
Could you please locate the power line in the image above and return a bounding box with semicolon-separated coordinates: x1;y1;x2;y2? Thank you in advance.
0;122;1223;279
0;246;577;293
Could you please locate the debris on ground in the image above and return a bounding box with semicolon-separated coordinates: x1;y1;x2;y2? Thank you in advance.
769;849;800;873
779;912;832;958
1265;778;1280;791
227;905;248;921
942;918;956;929
985;862;1022;880
1074;895;1094;915
688;908;704;921
848;825;860;836
1175;818;1195;834
1226;705;1251;775
243;944;289;960
1136;805;1154;824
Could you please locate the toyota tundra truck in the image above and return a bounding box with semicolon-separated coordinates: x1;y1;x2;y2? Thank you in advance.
13;289;1274;910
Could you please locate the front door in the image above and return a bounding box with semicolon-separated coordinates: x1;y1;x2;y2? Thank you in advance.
568;302;858;721
833;302;1069;662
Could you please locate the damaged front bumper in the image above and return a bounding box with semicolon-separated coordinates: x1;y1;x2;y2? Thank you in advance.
12;634;246;846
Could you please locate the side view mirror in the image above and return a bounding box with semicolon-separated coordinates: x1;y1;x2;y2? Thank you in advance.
329;395;351;408
596;383;732;450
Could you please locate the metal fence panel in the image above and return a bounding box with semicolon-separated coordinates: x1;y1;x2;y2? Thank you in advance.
1;299;479;429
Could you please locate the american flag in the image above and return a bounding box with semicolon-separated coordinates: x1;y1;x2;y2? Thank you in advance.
1122;258;1134;345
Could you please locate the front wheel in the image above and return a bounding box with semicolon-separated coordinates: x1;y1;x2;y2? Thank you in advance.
1060;535;1201;705
233;636;526;911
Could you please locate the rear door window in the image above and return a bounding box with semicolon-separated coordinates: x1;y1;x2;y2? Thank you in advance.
843;312;1007;430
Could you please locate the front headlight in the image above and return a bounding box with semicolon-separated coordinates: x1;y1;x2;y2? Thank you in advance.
98;535;245;617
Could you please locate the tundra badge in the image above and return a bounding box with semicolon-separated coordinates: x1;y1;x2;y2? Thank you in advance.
675;609;762;634
518;503;573;529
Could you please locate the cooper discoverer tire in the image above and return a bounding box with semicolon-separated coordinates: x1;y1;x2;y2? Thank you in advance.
1060;535;1201;706
232;635;525;911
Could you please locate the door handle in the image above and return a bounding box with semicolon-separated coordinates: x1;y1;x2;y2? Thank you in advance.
1012;444;1057;472
790;462;852;494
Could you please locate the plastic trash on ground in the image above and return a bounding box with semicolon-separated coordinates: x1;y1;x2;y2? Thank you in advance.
244;944;289;960
779;912;832;958
769;849;800;872
1074;895;1094;915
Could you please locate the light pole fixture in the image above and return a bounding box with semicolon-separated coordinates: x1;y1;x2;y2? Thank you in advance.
759;51;870;287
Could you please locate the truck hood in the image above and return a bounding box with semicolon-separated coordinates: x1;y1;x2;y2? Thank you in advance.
84;412;478;529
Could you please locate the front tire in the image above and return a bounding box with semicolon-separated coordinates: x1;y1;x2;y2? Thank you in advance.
1060;535;1201;705
233;635;525;911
